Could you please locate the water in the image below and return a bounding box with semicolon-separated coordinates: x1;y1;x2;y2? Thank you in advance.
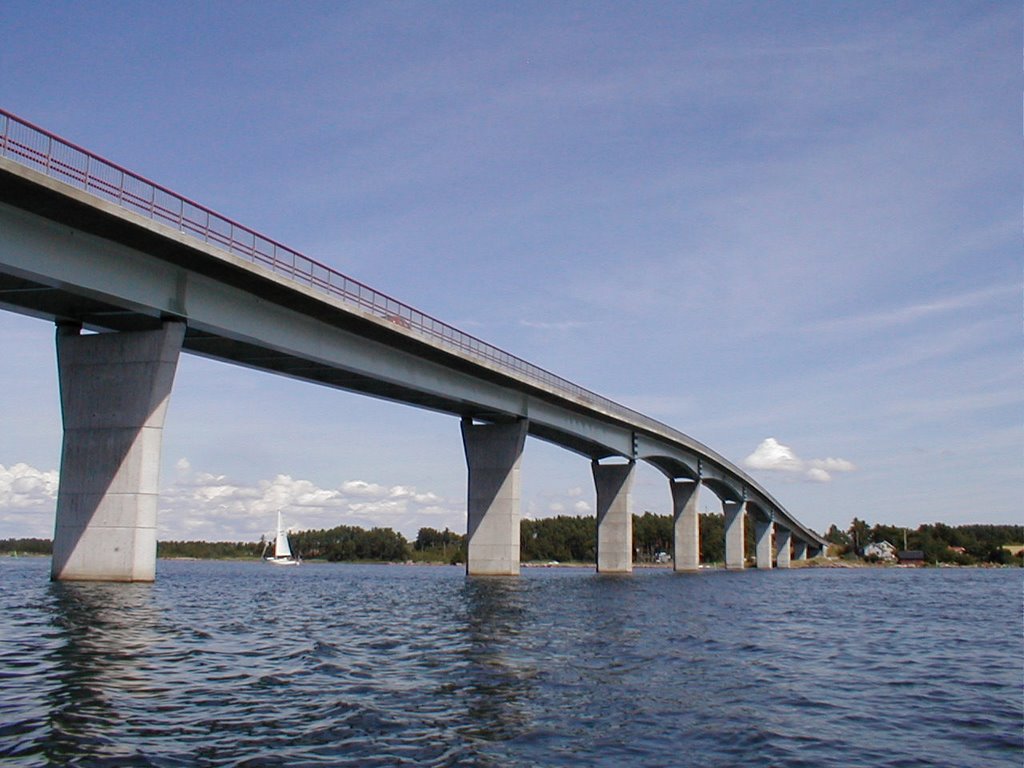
1;559;1021;767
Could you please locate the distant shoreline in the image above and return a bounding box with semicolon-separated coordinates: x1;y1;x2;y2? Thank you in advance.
2;553;1020;569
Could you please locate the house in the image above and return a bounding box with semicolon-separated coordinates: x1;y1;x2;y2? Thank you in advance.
863;541;897;561
897;550;926;566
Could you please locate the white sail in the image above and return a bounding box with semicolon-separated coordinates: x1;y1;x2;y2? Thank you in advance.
274;510;293;559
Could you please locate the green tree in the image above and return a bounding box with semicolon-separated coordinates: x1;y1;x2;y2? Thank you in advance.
289;524;410;562
824;524;851;555
410;527;462;562
521;515;595;562
632;511;673;562
699;512;724;563
848;517;870;555
414;527;444;550
0;537;52;555
869;523;905;550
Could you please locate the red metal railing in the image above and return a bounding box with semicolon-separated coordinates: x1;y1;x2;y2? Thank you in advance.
0;108;812;534
2;109;650;397
0;109;614;402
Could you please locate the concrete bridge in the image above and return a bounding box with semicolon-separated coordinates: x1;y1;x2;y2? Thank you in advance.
0;109;827;581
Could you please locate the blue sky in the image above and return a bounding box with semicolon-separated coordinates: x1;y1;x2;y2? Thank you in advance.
0;1;1019;542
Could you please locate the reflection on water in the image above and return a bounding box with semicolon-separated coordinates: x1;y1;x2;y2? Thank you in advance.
45;581;162;764
459;577;534;745
0;559;1021;766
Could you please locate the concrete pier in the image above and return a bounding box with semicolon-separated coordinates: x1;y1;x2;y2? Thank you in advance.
793;540;808;561
755;518;774;570
461;418;527;576
776;527;792;568
724;499;746;569
671;479;700;572
51;321;185;582
593;460;635;573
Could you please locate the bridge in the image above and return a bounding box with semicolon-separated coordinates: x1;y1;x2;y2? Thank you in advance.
0;109;826;581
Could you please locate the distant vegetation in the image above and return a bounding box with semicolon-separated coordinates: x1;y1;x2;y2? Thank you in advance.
291;525;408;562
409;526;465;564
0;538;51;556
159;525;412;562
0;515;716;563
519;512;731;564
2;515;1020;566
157;540;262;559
826;518;1024;565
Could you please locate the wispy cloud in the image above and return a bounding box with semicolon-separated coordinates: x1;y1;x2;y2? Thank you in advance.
0;2;1017;541
616;394;699;423
519;319;594;332
525;485;593;519
810;284;1019;337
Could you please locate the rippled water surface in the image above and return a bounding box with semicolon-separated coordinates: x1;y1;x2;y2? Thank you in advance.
1;559;1021;766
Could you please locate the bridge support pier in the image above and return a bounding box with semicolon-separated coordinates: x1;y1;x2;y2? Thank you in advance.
51;321;185;582
793;539;809;561
776;527;792;568
724;499;746;569
755;518;774;570
593;460;634;573
461;418;527;576
671;479;700;572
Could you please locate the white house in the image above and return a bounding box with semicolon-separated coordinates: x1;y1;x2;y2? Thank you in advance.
863;541;897;561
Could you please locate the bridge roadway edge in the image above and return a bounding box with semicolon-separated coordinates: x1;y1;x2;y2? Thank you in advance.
0;156;827;558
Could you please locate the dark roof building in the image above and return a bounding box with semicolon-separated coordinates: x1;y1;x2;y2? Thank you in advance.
897;550;926;565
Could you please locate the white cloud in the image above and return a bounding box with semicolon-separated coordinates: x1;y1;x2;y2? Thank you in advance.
160;463;463;541
743;438;804;472
808;457;857;473
341;480;389;497
534;486;593;518
0;463;59;506
0;459;463;542
805;467;832;484
0;463;59;538
743;438;856;483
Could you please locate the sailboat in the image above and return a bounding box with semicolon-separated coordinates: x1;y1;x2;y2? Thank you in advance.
264;511;300;566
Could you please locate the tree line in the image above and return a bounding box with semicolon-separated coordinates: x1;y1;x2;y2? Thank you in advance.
0;512;744;564
3;515;1020;565
519;512;733;564
0;538;51;555
826;519;1023;565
